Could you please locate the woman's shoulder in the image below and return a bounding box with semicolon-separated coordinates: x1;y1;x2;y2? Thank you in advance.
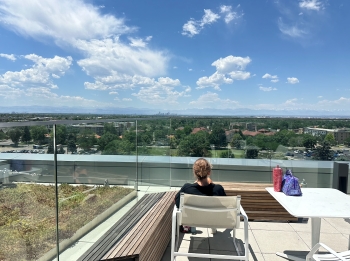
210;183;226;195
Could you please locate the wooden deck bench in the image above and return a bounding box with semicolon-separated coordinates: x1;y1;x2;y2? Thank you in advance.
78;190;177;261
221;182;298;222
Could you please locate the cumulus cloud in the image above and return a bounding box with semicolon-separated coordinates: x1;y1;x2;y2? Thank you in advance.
182;5;243;37
259;86;277;92
196;55;251;90
0;0;133;43
262;73;279;83
132;82;191;105
122;98;132;101
287;77;299;84
0;53;16;61
128;36;152;48
182;9;220;37
0;0;171;98
220;5;243;24
189;92;240;109
0;54;72;89
299;0;323;11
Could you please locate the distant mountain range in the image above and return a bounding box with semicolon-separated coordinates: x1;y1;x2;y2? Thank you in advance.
0;105;350;118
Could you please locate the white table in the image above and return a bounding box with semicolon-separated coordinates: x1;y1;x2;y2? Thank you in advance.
266;187;350;261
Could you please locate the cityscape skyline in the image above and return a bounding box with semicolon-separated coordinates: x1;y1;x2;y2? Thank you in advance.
0;0;350;115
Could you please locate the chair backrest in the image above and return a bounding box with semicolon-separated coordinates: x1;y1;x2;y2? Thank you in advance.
179;193;241;229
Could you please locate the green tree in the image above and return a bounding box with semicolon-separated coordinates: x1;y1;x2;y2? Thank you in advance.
230;133;242;149
103;139;134;155
313;142;333;161
98;132;119;151
31;126;47;145
58;146;65;154
344;137;350;147
67;140;77;153
246;146;259;159
220;150;235;158
78;130;97;151
303;134;317;149
183;126;192;135
177;131;211;157
0;130;6;140
47;141;54;154
8;128;22;146
55;125;67;145
209;127;226;148
21;126;31;143
104;123;117;135
324;133;336;146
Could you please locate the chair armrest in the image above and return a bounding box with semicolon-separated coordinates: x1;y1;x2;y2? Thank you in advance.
239;205;248;220
306;242;347;261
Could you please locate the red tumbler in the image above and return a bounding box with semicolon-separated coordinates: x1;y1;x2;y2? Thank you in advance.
273;165;283;192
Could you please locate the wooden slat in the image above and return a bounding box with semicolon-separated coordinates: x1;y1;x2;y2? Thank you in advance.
102;191;176;261
78;192;165;261
221;182;298;222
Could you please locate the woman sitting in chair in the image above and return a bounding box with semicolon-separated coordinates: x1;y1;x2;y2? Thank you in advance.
175;157;226;208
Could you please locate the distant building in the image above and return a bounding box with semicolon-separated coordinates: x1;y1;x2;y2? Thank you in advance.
334;129;350;144
304;127;350;144
191;127;208;134
303;127;330;136
246;123;257;132
225;129;240;142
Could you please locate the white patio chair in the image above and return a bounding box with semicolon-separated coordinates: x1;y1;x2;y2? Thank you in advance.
306;242;350;261
170;193;249;260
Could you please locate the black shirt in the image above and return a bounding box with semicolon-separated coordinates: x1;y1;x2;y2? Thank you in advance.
175;183;226;208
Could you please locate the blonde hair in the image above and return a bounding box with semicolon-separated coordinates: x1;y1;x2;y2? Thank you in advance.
193;158;212;180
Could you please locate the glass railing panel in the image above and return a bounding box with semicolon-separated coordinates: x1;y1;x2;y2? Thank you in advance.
137;118;171;187
56;121;136;260
0;123;55;261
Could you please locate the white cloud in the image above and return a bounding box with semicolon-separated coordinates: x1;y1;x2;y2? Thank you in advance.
299;0;323;11
229;71;250;80
0;0;170;97
287;77;299;84
189;92;240;109
259;86;277;92
76;38;168;79
157;77;180;86
132;82;190;105
196;55;251;90
317;95;322;98
0;53;16;61
213;55;251;73
220;5;243;24
122;98;132;101
278;17;307;38
196;72;233;90
189;68;193;71
128;36;152;48
0;0;133;43
262;73;279;83
201;9;220;26
0;54;72;89
182;9;220;37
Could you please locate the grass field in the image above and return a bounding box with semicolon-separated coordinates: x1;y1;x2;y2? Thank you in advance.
0;184;133;261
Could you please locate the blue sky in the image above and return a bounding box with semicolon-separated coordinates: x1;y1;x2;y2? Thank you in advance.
0;0;349;114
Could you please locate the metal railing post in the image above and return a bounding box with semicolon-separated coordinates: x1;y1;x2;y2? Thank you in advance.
53;124;60;261
134;120;138;191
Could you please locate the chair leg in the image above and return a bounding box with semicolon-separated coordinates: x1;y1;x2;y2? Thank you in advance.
232;228;241;256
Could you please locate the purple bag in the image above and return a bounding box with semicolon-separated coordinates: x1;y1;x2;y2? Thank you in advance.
281;169;302;196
